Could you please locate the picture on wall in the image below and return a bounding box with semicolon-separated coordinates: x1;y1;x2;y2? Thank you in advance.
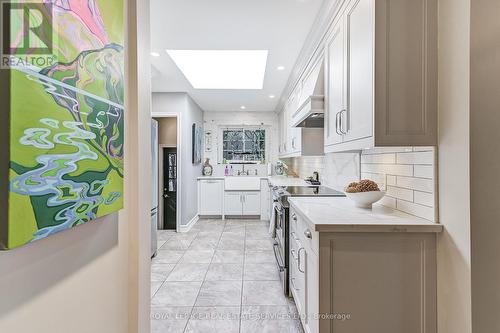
192;123;202;164
0;0;125;250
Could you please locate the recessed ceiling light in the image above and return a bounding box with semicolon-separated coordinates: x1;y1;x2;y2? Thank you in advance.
277;65;285;71
151;52;160;57
269;94;276;99
240;106;246;110
166;50;268;89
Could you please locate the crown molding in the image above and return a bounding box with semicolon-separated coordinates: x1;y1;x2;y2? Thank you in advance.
275;0;345;114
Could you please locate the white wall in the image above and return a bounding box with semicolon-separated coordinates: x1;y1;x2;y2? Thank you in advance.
152;93;203;226
437;0;472;331
0;1;153;332
203;111;279;166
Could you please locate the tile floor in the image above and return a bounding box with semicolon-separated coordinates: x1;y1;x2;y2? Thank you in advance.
151;219;304;333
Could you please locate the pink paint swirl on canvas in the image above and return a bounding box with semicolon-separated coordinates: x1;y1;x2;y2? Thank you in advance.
53;0;109;45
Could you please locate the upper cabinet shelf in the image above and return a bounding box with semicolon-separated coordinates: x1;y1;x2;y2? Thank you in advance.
324;0;437;152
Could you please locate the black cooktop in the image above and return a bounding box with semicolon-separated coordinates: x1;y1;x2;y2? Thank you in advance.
284;186;345;197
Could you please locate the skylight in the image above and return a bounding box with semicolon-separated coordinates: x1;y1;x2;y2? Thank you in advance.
166;50;268;89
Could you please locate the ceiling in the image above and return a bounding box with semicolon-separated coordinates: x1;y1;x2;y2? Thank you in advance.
150;0;324;112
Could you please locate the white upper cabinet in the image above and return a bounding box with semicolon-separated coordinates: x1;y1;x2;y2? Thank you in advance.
325;14;346;147
323;0;437;153
343;0;374;143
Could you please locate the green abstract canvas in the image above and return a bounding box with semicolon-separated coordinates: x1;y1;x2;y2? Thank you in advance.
1;0;125;249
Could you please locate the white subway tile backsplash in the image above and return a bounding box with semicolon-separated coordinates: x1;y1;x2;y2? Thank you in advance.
414;165;434;179
361;153;396;164
387;175;397;186
396;151;434;165
362;147;412;155
287;146;438;222
362;164;414;177
361;172;386;190
397;200;436;221
379;196;397;209
360;147;437;222
396;176;434;193
386;186;414;202
414;191;435;207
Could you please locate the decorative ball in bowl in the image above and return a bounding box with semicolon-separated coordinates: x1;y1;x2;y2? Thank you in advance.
345;180;386;208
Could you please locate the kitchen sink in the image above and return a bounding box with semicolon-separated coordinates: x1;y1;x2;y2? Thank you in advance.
224;176;261;191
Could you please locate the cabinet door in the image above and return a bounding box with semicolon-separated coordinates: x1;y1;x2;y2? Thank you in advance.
224;192;242;215
344;0;374;142
199;180;223;215
242;192;261;216
305;246;319;333
325;16;346;147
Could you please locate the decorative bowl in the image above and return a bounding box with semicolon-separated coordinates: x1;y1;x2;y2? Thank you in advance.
345;191;386;208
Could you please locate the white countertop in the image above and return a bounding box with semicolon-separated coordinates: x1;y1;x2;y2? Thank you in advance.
197;175;311;187
288;197;443;233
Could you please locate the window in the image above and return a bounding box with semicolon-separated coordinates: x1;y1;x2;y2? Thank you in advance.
222;128;266;163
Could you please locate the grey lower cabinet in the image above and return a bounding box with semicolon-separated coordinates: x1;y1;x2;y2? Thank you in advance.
290;207;438;333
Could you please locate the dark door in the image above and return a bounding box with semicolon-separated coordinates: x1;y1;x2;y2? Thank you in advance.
162;148;177;230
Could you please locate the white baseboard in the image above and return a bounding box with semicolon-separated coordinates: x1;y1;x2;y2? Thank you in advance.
178;215;199;233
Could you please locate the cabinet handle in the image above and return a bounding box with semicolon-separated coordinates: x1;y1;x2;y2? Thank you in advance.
292;213;297;222
297;248;305;273
304;229;312;239
291;249;298;260
339;109;348;135
335;111;342;135
291;277;300;291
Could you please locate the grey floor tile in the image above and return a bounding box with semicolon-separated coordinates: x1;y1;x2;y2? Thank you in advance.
244;250;276;264
151;281;163;298
157;240;167;249
162;238;194;251
218;237;245;250
190;238;220;250
195;280;242;306
153;250;185;264
151;306;192;333
222;229;246;237
244;263;280;281
212;250;244;264
242;281;288;306
179;249;215;264
167;263;210;282
245;239;274;251
205;263;243;281
184;306;240;333
240;305;297;333
151;264;176;282
152;281;203;307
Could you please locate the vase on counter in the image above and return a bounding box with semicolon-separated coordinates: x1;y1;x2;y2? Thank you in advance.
202;158;213;176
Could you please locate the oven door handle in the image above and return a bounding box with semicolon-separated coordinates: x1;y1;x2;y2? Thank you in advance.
273;242;285;272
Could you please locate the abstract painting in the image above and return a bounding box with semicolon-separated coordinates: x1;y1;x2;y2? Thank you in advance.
1;0;125;250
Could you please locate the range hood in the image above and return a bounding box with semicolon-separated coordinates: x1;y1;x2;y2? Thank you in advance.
291;61;325;128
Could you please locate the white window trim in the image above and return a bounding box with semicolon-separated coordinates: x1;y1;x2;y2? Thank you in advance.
217;126;270;164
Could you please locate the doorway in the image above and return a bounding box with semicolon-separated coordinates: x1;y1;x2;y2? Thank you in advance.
162;147;177;230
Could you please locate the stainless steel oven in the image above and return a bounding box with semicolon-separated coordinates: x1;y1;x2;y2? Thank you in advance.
272;198;289;296
271;185;346;297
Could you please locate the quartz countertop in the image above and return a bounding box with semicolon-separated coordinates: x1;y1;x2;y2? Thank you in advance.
197;175;310;187
288;197;443;233
197;176;226;180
